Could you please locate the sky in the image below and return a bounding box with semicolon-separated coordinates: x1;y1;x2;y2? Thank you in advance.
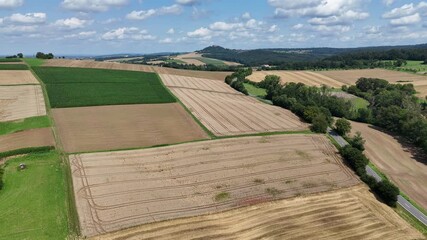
0;0;426;55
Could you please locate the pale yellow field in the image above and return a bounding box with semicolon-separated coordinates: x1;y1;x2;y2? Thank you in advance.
0;70;39;85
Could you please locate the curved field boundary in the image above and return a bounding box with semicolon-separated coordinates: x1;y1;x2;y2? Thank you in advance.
90;185;422;240
248;71;343;88
0;128;55;153
0;85;47;122
0;70;39;85
170;87;308;136
69;134;359;237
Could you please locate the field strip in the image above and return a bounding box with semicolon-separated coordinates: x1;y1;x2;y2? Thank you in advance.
0;128;55;152
0;85;47;122
90;185;422;240
0;70;40;85
70;134;359;237
160;74;236;93
170;87;308;136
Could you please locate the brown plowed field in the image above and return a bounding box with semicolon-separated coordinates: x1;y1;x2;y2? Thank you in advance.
170;87;308;136
318;69;427;97
70;134;359;237
248;70;343;88
350;121;427;210
0;128;54;153
160;74;236;93
0;85;47;122
91;185;422;240
43;59;229;81
43;59;155;72
52;103;208;153
0;70;39;85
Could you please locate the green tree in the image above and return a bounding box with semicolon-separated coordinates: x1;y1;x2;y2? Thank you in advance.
373;180;400;207
17;53;23;58
348;131;366;151
310;114;328;133
335;118;351;136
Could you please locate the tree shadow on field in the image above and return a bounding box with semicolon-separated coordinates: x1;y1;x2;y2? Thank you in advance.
367;125;427;166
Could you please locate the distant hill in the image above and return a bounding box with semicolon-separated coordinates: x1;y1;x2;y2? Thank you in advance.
198;44;427;66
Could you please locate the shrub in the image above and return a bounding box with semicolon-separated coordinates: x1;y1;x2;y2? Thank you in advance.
0;167;4;190
310;114;328;133
373;180;400;207
335;118;351;136
348;132;366;151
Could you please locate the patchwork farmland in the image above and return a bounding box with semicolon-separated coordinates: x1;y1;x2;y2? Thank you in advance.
70;134;359;237
53;103;208;153
0;128;54;153
0;85;46;121
161;74;308;136
92;185;422;240
0;70;39;85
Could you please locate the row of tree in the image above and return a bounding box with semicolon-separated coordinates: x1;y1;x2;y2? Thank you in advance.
224;68;252;95
5;53;23;59
36;52;54;59
343;78;427;154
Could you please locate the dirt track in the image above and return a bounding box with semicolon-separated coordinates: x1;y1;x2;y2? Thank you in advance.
350;121;427;210
248;70;343;88
52;103;208;153
0;128;54;153
0;70;39;85
91;185;422;240
70;134;359;237
0;85;47;122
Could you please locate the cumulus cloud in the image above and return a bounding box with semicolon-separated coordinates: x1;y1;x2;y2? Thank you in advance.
102;27;156;40
0;0;24;8
159;37;173;43
292;23;304;29
8;12;46;24
0;25;37;34
187;27;212;38
167;28;175;34
383;2;427;18
382;0;394;6
54;17;91;29
390;13;422;26
62;0;129;12
308;10;369;26
126;4;182;20
176;0;200;6
65;31;96;39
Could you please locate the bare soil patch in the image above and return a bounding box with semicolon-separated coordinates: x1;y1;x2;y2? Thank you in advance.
91;185;422;240
70;134;359;237
153;67;230;81
170;87;308;136
350;121;427;210
0;70;39;85
52;103;208;153
0;85;47;122
0;128;54;153
248;70;343;88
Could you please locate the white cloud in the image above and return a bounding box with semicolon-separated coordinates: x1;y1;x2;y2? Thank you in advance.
62;0;129;12
308;10;369;26
159;38;173;43
167;28;175;34
65;31;96;39
9;13;46;24
176;0;199;6
390;13;422;26
126;4;182;20
54;17;91;29
187;27;212;39
0;25;37;34
242;12;251;19
0;0;23;8
209;21;242;31
292;23;304;29
268;24;279;32
382;0;394;6
383;2;427;19
102;27;155;40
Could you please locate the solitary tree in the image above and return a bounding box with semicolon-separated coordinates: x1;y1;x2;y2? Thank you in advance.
335;118;351;136
349;131;366;151
17;53;23;58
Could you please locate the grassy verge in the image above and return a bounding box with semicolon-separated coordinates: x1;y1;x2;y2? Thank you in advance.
244;83;267;98
23;58;45;67
0;58;22;62
400;192;427;216
0;116;51;136
367;162;388;181
0;151;69;239
0;64;29;70
395;205;427;237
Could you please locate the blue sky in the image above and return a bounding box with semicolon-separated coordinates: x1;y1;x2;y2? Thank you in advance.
0;0;426;55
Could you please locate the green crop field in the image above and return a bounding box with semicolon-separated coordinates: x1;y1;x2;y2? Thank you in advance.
23;58;45;67
244;83;267;97
0;64;29;70
194;57;226;66
33;67;176;108
0;116;51;136
0;58;22;62
0;151;69;240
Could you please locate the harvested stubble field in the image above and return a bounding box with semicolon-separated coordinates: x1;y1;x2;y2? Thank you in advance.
170;87;308;136
0;85;47;122
33;67;175;108
52;103;208;153
43;59;155;72
0;128;54;153
0;70;39;85
318;69;427;96
160;74;236;93
70;134;359;237
91;185;422;240
248;70;343;88
350;121;427;210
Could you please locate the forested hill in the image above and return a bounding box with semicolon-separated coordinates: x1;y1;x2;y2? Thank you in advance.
198;44;427;66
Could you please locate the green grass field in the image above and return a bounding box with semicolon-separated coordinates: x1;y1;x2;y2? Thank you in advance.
0;64;29;70
0;151;69;240
194;57;226;66
33;67;176;108
0;58;22;62
166;59;186;64
244;83;267;97
349;97;369;110
397;61;427;72
0;116;51;136
23;58;45;67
